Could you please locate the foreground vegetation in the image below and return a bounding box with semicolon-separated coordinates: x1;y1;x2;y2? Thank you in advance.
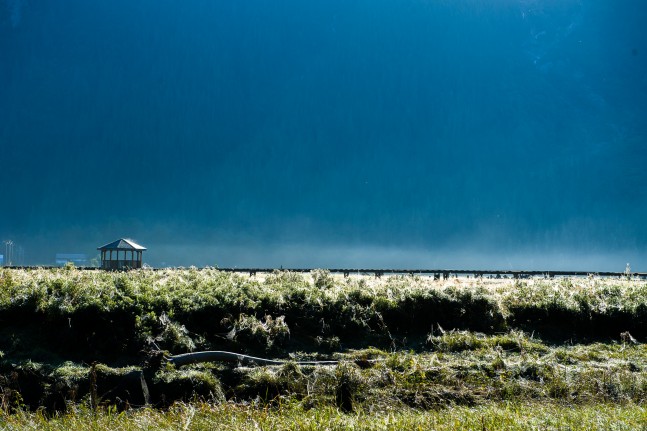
0;267;645;427
2;401;646;430
1;267;645;361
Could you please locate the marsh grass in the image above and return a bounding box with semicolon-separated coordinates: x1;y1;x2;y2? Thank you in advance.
2;337;643;413
0;268;646;414
1;268;645;346
1;401;645;431
427;329;547;353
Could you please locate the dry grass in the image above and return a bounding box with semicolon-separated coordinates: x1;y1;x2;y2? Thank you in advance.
1;401;645;430
0;267;645;416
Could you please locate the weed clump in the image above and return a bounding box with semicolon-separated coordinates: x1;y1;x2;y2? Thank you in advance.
311;269;335;289
135;312;198;353
153;368;225;406
427;330;546;354
226;314;290;351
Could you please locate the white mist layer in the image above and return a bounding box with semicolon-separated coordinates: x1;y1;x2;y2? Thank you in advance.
144;242;646;273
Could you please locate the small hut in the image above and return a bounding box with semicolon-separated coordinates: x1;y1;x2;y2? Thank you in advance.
98;238;146;270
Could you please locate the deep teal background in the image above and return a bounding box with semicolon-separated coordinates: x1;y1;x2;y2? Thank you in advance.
1;0;646;269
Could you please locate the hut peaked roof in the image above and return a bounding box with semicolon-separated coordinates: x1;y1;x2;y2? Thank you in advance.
97;238;147;251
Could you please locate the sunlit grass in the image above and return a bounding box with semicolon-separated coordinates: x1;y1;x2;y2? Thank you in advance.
1;401;645;431
1;267;645;327
2;337;644;413
0;267;646;420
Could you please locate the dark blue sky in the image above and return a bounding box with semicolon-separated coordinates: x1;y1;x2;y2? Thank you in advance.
1;0;646;269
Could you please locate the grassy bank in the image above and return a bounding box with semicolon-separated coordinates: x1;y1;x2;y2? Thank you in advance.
0;267;645;414
1;267;645;361
2;336;645;413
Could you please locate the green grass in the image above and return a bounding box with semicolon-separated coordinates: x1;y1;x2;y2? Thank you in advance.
1;268;645;354
1;401;645;430
2;336;645;412
0;267;645;425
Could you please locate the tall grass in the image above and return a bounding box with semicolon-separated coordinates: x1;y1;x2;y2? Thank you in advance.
1;268;644;345
1;401;645;431
0;268;645;411
2;335;645;412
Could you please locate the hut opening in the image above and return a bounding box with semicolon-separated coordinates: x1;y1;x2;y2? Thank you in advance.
98;238;146;270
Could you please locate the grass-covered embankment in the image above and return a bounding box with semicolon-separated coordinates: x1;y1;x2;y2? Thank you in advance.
0;267;645;417
1;267;645;361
